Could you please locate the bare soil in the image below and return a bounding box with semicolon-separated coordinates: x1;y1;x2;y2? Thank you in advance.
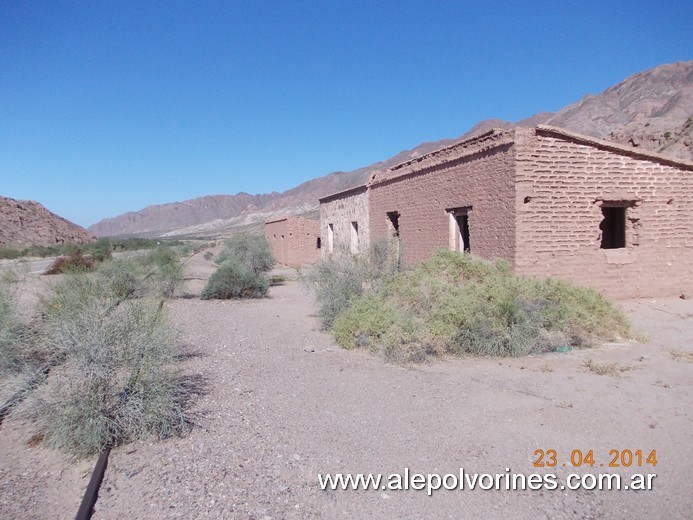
1;254;691;519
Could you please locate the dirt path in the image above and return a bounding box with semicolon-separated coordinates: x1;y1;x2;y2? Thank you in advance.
1;258;692;519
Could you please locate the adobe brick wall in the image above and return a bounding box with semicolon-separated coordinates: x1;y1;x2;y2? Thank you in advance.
368;133;517;265
320;186;369;258
264;216;320;266
265;218;289;264
514;127;693;299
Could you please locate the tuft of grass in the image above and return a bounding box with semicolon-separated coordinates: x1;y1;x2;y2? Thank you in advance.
583;359;634;377
270;274;289;285
324;249;633;362
201;262;269;300
669;349;693;363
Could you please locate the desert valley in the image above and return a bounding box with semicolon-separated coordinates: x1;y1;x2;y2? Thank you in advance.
1;61;692;519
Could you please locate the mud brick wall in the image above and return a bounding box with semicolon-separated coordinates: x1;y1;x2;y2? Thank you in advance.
514;127;693;299
368;137;517;265
264;216;320;266
319;187;369;258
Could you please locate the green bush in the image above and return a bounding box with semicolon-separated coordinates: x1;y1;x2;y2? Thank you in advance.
330;250;632;362
215;233;275;275
201;262;269;300
0;246;21;260
303;239;400;329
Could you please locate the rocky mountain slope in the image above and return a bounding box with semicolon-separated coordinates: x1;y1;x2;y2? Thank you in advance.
89;61;693;238
0;196;96;247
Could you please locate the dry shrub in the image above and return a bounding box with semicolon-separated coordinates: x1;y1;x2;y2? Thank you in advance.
30;271;193;458
45;251;95;275
96;247;185;300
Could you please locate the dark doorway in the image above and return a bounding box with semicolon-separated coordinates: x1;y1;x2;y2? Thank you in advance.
600;206;626;249
387;211;400;237
455;213;471;253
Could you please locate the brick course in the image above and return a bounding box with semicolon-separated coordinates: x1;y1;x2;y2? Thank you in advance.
514;127;693;298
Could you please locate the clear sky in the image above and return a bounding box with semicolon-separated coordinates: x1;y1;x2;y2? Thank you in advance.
1;1;691;227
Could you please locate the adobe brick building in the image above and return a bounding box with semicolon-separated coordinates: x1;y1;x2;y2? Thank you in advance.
264;215;321;266
320;125;693;299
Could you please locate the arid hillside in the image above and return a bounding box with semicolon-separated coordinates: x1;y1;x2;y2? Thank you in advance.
89;61;693;238
0;196;96;247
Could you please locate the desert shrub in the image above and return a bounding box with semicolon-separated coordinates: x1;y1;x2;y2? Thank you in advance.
44;250;95;275
203;251;214;261
89;238;113;262
0;246;21;259
141;247;185;298
97;258;147;300
215;233;275;275
96;248;185;300
201;262;269;300
331;250;632;362
332;295;397;350
303;239;400;329
33;273;190;457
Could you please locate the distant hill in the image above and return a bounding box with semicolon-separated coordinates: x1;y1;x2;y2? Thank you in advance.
0;196;96;247
89;60;693;238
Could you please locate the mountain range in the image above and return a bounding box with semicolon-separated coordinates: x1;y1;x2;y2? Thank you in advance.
34;61;693;239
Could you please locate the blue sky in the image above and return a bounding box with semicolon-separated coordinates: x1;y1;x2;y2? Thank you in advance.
1;1;691;227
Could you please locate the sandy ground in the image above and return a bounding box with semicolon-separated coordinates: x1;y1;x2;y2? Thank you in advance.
1;253;691;519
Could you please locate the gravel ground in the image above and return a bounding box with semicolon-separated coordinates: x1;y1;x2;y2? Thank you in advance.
1;254;692;519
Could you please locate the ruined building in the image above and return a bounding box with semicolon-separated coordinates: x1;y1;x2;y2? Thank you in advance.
319;126;693;299
264;215;321;266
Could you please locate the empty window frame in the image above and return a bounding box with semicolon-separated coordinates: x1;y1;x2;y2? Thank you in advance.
327;223;334;253
350;221;359;254
600;204;628;249
448;207;471;253
387;211;400;238
316;237;321;249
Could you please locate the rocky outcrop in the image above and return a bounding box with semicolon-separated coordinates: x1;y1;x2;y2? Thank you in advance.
546;61;693;161
0;196;96;247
